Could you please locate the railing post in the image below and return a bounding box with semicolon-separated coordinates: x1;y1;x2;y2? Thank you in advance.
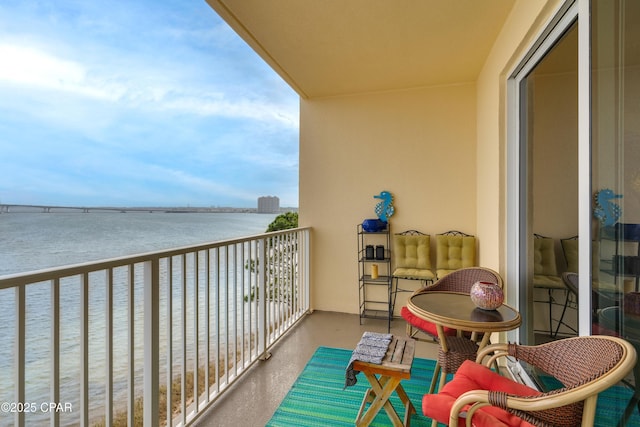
128;265;136;427
193;252;199;413
165;257;173;427
14;285;25;427
143;259;160;427
257;238;270;360
303;229;311;312
81;273;89;427
105;269;113;427
51;278;61;427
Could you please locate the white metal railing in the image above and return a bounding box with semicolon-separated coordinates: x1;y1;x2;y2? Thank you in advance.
0;227;311;427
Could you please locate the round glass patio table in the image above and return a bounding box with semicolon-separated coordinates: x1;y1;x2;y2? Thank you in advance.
407;291;521;349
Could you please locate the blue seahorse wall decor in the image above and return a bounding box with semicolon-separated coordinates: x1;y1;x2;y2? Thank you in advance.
593;188;622;227
374;191;395;223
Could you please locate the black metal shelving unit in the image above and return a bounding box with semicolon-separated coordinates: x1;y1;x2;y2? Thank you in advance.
357;223;392;331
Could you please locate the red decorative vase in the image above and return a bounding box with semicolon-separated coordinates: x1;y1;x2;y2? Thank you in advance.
470;281;504;311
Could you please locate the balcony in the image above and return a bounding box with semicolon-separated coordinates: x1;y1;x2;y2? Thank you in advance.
192;310;439;427
0;228;311;427
3;224;635;426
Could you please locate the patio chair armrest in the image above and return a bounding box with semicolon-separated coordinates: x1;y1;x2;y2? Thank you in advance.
475;342;509;366
452;387;601;427
449;390;491;427
450;389;582;427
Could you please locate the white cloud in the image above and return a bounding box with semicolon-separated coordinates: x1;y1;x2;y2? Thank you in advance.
158;167;258;201
162;95;298;128
0;42;297;129
0;44;81;86
0;43;126;101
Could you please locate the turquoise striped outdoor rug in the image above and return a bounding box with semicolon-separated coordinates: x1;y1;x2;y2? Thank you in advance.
266;346;640;427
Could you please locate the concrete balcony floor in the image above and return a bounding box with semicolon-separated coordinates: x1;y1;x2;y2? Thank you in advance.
193;310;439;427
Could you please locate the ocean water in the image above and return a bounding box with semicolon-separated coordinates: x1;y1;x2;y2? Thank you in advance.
0;211;278;426
0;211;278;276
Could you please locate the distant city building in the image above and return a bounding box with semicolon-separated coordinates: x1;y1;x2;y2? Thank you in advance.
257;196;280;213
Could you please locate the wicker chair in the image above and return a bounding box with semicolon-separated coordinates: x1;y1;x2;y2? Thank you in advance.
400;267;504;404
553;271;579;337
423;335;637;427
555;272;621;337
532;234;564;336
391;230;435;317
435;230;477;279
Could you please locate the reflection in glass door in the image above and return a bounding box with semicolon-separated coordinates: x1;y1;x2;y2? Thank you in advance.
591;1;640;423
519;22;579;345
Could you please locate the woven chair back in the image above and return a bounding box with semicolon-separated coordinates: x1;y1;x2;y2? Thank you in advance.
503;336;628;426
428;267;503;294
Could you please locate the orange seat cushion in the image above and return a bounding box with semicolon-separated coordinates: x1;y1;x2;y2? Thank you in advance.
401;306;457;337
423;360;540;427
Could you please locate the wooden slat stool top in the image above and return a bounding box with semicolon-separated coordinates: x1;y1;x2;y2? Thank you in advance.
353;335;415;379
353;336;416;427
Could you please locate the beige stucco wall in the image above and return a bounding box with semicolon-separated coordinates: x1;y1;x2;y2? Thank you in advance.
297;0;570;315
475;0;565;275
532;68;579;242
299;84;477;314
474;0;569;338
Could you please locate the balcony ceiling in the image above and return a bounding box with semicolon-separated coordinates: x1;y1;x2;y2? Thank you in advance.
206;0;516;99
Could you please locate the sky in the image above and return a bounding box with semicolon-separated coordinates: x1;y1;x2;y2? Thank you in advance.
0;0;300;208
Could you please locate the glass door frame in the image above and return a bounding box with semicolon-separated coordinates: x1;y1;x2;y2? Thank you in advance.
506;0;592;341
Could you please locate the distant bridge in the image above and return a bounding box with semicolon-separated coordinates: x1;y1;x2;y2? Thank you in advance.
0;204;259;214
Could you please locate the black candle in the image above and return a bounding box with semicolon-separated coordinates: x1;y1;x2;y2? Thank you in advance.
365;245;374;259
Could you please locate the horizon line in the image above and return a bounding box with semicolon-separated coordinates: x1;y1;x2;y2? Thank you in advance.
0;203;298;213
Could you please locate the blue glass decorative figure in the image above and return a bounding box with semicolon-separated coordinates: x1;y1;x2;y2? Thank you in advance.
374;191;395;223
593;189;622;227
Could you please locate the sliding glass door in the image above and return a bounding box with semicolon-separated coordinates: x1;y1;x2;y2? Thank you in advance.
508;3;578;346
509;0;639;421
511;0;639;339
527;22;579;342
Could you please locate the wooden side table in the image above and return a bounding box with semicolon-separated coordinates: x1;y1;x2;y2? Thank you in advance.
353;336;416;427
